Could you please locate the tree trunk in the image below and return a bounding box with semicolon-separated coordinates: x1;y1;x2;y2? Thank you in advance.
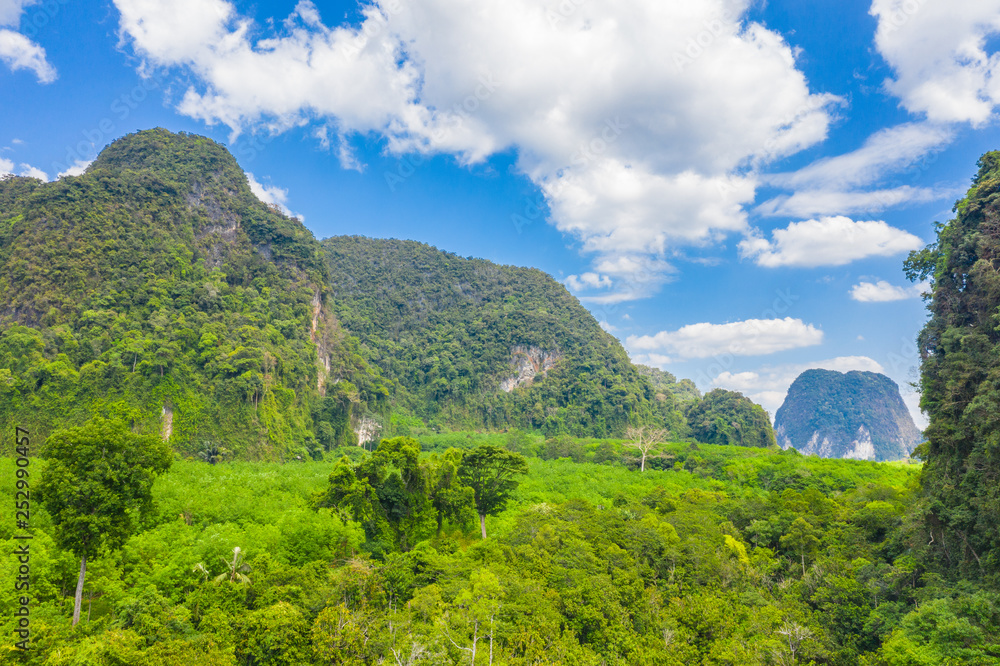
480;514;487;540
640;453;646;472
73;554;87;626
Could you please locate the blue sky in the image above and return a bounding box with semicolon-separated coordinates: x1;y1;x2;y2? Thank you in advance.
4;0;1000;427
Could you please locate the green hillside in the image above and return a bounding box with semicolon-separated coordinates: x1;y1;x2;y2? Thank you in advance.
0;129;388;459
322;235;687;438
5;436;971;665
0;128;772;458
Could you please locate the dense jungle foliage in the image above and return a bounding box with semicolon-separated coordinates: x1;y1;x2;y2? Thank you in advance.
10;431;993;666
0;129;389;459
905;149;1000;580
0;129;756;458
321;236;687;438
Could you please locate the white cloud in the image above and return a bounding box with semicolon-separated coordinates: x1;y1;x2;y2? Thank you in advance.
872;0;1000;125
631;352;673;368
740;216;924;268
850;279;929;302
711;355;886;419
0;156;48;180
0;27;55;82
57;159;93;178
901;389;928;430
756;185;944;218
598;320;617;334
627;317;823;360
564;272;613;292
17;163;45;180
113;0;840;300
0;0;36;26
246;172;303;220
766;122;954;191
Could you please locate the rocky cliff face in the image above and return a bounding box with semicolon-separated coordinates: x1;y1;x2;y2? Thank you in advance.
774;369;923;461
500;346;562;392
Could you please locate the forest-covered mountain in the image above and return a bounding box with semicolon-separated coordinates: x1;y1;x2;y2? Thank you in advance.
0;129;389;459
0;128;716;457
321;235;686;437
773;370;921;462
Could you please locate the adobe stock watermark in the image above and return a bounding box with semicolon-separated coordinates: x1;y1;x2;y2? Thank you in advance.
19;0;69;41
673;8;741;72
514;115;629;234
340;0;406;58
546;0;591;29
879;0;928;34
511;192;549;235
384;71;501;192
691;288;801;388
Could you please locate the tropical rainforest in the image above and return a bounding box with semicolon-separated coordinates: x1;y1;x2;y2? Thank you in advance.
2;130;999;663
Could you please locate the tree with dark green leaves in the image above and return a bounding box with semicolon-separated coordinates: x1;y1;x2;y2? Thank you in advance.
686;388;776;448
780;517;821;575
36;417;172;625
905;150;1000;580
457;445;528;539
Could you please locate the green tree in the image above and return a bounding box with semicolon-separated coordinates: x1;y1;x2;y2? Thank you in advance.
36;416;172;624
424;448;476;537
458;445;528;539
687;389;776;448
780;517;821;576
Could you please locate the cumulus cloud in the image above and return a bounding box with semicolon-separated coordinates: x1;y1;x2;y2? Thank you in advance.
627;317;823;360
0;27;55;82
711;355;887;420
246;172;303;220
872;0;1000;125
112;0;840;299
0;155;48;180
564;272;613;292
850;279;928;302
57;159;93;179
740;216;924;268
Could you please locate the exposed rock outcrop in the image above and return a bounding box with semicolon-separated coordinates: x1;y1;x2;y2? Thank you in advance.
500;345;561;392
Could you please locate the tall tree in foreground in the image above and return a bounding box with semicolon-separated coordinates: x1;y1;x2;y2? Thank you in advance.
458;445;528;539
905;150;1000;578
36;417;172;624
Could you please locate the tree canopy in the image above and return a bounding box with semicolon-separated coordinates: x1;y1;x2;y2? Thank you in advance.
36;416;172;623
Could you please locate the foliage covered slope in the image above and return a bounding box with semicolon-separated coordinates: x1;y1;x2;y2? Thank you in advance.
774;370;922;462
6;435;973;666
906;149;1000;578
0;129;388;458
687;388;777;449
322;235;687;437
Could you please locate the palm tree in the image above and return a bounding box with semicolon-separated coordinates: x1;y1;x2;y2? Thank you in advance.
214;546;251;585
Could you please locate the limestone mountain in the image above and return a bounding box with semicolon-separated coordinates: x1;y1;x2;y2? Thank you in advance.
774;369;922;461
0;128;691;457
321;235;688;437
0;128;388;458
